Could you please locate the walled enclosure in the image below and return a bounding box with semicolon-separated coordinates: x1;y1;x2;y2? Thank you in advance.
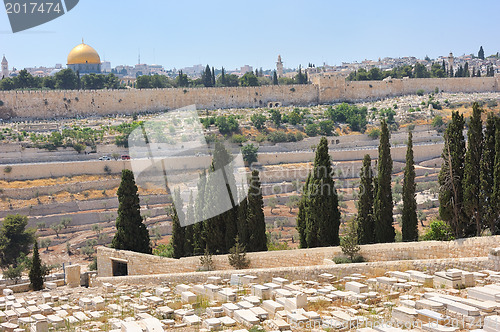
97;235;500;278
0;76;498;120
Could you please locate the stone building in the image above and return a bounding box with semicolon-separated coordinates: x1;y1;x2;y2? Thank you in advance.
67;40;101;75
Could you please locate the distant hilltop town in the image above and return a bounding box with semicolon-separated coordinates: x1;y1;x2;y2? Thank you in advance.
1;42;498;87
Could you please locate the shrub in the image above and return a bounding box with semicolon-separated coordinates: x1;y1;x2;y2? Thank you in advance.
421;219;454;241
367;128;381;140
432;115;444;128
416;89;425;96
304;123;319;137
199;247;215;271
230;134;247;144
228;236;250;269
3;166;12;173
268;130;288;143
104;165;112;174
88;257;97;271
340;221;361;261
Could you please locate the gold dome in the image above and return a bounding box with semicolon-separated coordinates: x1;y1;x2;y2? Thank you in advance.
67;42;101;65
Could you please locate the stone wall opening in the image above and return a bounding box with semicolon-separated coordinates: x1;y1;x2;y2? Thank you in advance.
111;258;128;276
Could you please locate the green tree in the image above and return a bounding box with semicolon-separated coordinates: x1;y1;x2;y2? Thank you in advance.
272;71;278;85
250;113;266;129
402;131;418;242
228;236;250;269
54;69;78;90
203;142;238;254
242;144;258;166
341;220;361;261
296;137;340;248
202;65;213;87
269;109;282;127
29;241;44;291
421;219;454;241
463;103;483;236
176;70;189;87
478;46;485;60
0;214;35;267
112;170;152;253
493;125;500;235
246;170;267;252
374;120;395;243
193;171;207;255
239;72;259;87
170;189;185;259
357;154;375;244
480;113;498;234
183;192;195;256
438;111;466;238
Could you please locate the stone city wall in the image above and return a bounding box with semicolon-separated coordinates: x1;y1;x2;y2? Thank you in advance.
0;84;318;120
97;235;500;278
0;76;498;120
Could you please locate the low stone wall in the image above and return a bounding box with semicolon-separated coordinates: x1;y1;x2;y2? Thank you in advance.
96;257;491;285
96;235;500;278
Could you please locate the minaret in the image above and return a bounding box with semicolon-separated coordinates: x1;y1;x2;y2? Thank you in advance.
276;55;284;78
1;55;8;79
447;52;454;72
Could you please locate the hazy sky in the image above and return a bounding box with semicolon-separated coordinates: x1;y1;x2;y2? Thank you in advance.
1;0;499;70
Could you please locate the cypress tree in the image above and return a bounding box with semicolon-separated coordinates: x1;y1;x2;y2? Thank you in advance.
273;71;278;85
211;67;216;86
478;46;485;60
296;173;311;248
202;65;212;87
203;142;238;254
374;120;395;243
297;137;341;247
463;103;483;236
29;241;43;291
402;131;418;242
246;170;267;252
112;170;151;254
493;125;500;235
480;114;497;234
237;187;249;248
192;171;207;255
357;154;375;244
439;111;466;238
220;67;226;86
170;189;185;259
183;192;195;256
464;62;470;77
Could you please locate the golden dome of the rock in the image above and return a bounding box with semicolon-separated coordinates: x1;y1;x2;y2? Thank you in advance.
67;42;101;65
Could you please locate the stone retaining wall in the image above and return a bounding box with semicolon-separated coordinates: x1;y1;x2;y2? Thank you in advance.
96;257;491;286
97;235;500;278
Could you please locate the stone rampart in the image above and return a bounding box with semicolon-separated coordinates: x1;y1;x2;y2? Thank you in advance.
0;76;498;120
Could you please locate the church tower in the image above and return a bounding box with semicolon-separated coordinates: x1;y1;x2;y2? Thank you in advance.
1;55;8;79
276;55;284;78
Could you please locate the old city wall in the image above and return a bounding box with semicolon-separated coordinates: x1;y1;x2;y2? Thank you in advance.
0;84;318;120
0;77;498;120
314;76;499;103
97;235;500;278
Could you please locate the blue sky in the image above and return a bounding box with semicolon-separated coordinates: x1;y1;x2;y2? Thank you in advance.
1;0;499;70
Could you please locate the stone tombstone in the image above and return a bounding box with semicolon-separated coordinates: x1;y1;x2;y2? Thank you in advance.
65;265;81;288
